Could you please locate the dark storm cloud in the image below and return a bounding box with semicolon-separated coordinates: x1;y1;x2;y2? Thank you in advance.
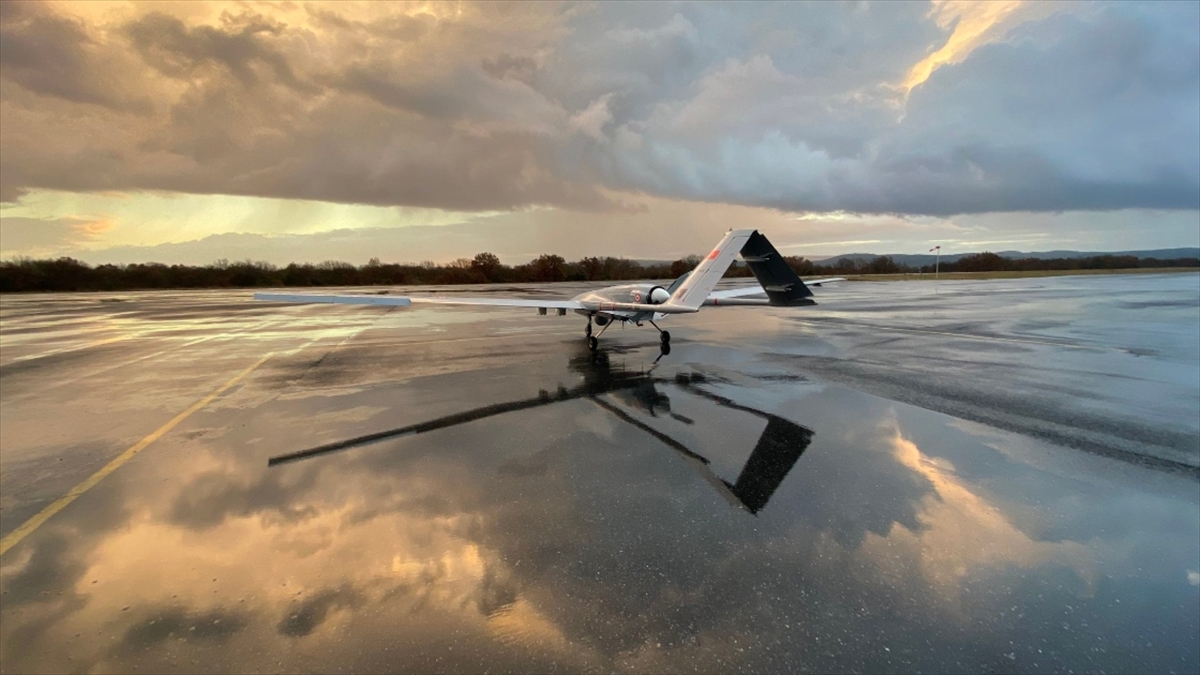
0;2;622;211
0;1;149;112
591;4;1200;215
277;585;363;637
877;4;1200;215
116;607;250;654
481;53;539;83
0;1;1196;216
305;5;433;42
535;2;943;125
123;11;308;91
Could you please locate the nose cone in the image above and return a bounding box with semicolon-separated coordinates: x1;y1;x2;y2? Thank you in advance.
649;287;670;304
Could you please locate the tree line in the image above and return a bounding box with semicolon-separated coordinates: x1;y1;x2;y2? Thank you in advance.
812;252;1199;275
0;252;1196;293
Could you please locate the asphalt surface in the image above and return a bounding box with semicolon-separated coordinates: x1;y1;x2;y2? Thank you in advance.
1;273;1197;674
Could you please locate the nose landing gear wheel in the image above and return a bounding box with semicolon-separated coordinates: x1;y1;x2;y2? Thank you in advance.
659;330;671;344
588;336;599;351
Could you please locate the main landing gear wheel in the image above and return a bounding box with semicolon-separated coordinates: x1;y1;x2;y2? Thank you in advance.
588;336;599;351
648;319;670;344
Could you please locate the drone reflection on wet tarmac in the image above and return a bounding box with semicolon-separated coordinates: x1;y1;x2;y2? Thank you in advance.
1;279;1198;674
268;347;814;517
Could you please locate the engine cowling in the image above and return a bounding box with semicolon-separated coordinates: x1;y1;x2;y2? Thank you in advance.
647;286;670;304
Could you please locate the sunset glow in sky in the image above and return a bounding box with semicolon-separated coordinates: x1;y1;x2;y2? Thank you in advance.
1;1;1197;264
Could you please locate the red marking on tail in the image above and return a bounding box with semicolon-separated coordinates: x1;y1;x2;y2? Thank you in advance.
707;249;720;260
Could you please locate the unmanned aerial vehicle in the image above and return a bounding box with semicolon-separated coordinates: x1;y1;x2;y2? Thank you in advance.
255;229;842;349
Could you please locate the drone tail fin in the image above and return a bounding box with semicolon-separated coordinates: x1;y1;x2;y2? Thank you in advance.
739;231;815;306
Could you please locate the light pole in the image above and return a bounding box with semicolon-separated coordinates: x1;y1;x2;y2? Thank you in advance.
929;245;941;280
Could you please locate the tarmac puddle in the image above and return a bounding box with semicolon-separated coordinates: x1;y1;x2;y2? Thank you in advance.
2;341;1197;674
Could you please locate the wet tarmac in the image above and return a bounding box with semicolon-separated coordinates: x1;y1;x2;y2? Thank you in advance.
1;273;1198;673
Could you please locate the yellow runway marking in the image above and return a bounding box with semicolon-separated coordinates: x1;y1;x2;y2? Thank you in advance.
0;353;274;557
1;335;130;367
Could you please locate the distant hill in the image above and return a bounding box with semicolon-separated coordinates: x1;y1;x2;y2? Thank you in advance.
810;248;1200;267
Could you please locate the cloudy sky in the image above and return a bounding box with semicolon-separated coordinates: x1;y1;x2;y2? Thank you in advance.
1;0;1197;265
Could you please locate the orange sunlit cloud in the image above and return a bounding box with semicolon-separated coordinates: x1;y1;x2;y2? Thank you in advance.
904;0;1026;91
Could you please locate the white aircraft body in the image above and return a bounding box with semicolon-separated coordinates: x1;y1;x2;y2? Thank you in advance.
255;229;842;350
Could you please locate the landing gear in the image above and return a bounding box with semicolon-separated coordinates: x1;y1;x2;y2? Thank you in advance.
586;315;611;350
649;320;670;344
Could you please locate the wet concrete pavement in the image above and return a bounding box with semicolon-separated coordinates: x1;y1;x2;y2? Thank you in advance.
1;274;1197;673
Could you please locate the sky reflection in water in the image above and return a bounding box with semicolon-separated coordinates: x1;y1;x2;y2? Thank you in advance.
1;344;1197;674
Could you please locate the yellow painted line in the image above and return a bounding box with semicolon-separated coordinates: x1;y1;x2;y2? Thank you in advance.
0;352;274;557
2;335;130;366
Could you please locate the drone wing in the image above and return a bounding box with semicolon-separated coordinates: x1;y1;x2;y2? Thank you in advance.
405;295;700;315
253;292;413;307
254;292;697;314
408;296;584;310
254;292;584;310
